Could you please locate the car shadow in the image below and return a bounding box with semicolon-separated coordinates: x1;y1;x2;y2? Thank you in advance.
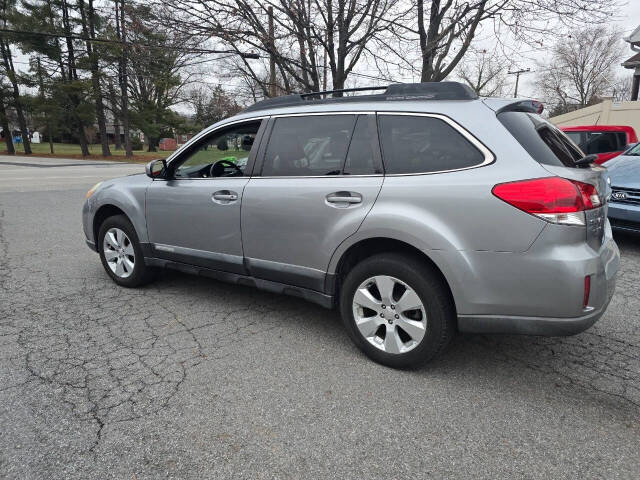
147;266;640;415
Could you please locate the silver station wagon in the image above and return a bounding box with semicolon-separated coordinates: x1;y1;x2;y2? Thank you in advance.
83;82;619;368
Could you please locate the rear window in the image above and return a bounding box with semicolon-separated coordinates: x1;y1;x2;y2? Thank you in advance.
378;115;486;174
564;131;626;154
498;112;584;167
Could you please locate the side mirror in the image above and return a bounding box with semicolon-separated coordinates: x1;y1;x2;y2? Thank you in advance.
145;159;167;179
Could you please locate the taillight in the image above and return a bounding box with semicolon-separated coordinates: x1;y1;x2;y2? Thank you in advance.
492;177;601;226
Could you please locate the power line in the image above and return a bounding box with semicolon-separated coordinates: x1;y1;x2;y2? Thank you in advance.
0;27;260;58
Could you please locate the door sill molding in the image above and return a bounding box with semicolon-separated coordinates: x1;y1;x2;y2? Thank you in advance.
145;257;334;309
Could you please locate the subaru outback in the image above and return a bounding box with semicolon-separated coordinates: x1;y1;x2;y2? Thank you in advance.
82;82;619;368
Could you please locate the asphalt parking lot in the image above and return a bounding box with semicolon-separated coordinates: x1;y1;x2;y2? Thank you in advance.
1;155;639;479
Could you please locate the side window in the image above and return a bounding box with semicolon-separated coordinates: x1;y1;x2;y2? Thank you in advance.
261;115;356;176
378;115;486;174
173;121;261;179
583;132;625;154
498;112;584;168
343;115;383;175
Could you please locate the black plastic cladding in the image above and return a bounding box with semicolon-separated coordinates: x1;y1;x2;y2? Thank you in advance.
243;81;479;113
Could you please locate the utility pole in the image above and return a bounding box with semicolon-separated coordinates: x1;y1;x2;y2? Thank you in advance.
508;67;531;98
268;6;276;97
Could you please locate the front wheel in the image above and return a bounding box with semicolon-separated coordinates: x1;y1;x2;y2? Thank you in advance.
339;253;455;368
98;215;154;287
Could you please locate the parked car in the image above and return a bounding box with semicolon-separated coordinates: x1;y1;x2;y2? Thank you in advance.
83;83;619;368
560;125;638;164
604;142;640;233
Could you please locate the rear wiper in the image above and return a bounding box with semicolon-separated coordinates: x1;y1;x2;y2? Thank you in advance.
574;154;598;166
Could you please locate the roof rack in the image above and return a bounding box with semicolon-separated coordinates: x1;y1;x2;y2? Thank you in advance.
243;81;478;112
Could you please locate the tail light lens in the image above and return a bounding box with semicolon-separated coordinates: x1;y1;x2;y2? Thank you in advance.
492;177;601;226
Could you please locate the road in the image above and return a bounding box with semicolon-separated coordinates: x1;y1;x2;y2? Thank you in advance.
1;155;639;479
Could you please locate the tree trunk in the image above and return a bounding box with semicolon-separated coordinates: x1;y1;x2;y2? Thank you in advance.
0;86;14;154
0;39;31;154
80;0;111;156
61;0;90;156
107;79;122;150
117;0;132;157
36;58;54;154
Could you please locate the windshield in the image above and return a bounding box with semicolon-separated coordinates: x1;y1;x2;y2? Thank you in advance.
624;143;640;156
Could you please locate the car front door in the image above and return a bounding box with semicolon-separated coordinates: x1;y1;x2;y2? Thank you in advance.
241;113;384;291
146;118;266;274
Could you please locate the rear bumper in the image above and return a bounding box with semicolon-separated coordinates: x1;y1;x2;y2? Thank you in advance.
458;275;615;335
432;221;619;335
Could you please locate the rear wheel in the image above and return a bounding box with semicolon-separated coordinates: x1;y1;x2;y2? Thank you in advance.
98;215;154;287
340;253;455;368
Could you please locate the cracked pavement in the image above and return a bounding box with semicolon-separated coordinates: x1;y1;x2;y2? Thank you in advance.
1;156;639;479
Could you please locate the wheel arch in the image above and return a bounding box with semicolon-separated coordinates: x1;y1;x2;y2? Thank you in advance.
329;236;458;315
93;204;131;247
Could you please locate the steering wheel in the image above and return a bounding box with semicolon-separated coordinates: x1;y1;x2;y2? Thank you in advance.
209;159;243;178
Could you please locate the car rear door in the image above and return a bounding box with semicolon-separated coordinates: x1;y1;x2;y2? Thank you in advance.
240;113;383;291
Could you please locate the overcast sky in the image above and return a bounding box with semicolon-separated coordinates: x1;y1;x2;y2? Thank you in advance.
513;2;640;99
10;1;640;110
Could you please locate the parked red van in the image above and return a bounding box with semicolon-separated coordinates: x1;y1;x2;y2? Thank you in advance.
560;125;638;164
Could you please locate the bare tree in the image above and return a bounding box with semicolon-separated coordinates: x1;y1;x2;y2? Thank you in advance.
159;0;405;95
373;0;620;84
610;75;633;103
457;51;509;96
537;26;623;114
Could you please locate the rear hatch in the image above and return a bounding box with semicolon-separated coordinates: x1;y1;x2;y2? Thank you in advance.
496;109;609;250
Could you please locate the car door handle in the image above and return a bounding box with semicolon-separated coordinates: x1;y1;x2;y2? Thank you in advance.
212;190;238;203
326;191;362;205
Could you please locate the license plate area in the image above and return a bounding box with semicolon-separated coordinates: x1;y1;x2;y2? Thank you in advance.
585;207;605;250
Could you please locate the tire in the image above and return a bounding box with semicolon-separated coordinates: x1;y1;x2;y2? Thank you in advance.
97;214;155;287
339;252;455;368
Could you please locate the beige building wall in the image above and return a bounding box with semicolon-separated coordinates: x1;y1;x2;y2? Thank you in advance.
549;98;640;133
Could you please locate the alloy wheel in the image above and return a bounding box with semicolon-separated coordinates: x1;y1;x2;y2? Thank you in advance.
352;275;427;354
102;227;135;278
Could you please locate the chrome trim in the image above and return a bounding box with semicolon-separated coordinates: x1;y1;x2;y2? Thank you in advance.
161;176;250;181
271;111;375;118
154;244;175;253
247;257;326;277
377;112;495;176
255;174;383;179
168;110;494;178
153;243;244;265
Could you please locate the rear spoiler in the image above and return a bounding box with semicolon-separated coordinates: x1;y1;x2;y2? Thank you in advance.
482;98;544;114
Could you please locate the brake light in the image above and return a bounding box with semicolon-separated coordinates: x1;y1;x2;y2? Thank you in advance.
492;177;600;226
573;181;601;209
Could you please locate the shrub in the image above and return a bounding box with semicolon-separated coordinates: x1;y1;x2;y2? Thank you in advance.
130;136;143;151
